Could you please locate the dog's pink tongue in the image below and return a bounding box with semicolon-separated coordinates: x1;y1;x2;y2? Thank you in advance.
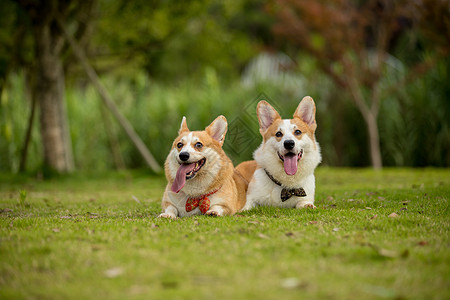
284;154;298;175
171;163;196;193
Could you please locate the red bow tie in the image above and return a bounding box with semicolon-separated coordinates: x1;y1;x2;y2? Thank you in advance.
185;188;220;214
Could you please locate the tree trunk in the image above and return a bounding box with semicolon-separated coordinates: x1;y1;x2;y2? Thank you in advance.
33;23;74;173
56;13;162;173
19;70;37;172
366;112;382;169
100;102;125;170
347;73;383;169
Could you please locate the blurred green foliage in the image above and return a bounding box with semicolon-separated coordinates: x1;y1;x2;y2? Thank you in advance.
0;0;448;172
1;59;449;172
93;0;259;81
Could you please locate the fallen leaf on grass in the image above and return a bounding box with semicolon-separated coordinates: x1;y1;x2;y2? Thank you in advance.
370;244;409;259
418;241;428;246
248;220;264;225
378;248;397;258
388;213;399;218
285;232;294;237
280;277;307;289
257;233;269;239
104;267;124;278
309;221;318;225
370;214;378;220
132;195;141;204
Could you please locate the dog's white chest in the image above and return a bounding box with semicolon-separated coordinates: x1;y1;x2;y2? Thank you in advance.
260;184;301;208
165;190;224;217
245;168;315;209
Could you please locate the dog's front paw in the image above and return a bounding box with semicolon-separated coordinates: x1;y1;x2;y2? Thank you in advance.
240;202;255;212
296;202;316;209
205;210;222;217
158;212;177;219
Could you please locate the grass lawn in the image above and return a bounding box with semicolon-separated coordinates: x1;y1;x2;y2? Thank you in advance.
0;168;449;300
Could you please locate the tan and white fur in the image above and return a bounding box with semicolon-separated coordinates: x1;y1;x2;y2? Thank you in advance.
159;115;248;219
237;96;321;210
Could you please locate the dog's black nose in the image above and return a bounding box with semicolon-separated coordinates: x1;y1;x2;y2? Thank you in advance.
284;140;295;150
179;152;190;162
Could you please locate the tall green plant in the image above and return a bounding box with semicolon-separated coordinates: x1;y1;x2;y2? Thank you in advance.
0;73;42;173
380;57;450;166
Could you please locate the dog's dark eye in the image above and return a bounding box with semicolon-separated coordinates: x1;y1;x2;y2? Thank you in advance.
177;142;183;149
294;129;302;136
195;142;203;149
275;131;283;138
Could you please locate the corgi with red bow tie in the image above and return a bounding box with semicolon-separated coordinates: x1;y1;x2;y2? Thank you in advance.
159;116;248;219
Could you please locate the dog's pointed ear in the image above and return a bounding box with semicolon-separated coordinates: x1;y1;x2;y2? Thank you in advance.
294;96;317;131
206;115;227;146
257;100;281;131
178;116;189;134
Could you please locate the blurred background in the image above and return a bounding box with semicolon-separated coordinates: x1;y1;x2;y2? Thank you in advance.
0;0;449;175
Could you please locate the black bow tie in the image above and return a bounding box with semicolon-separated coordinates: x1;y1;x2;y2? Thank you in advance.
264;170;307;201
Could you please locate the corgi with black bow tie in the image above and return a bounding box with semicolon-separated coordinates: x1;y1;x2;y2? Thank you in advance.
237;97;321;210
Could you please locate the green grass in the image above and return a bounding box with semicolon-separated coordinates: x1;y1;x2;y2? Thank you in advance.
0;168;449;300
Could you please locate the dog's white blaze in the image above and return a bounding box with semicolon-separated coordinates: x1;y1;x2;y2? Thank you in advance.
281;119;295;140
180;132;195;153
